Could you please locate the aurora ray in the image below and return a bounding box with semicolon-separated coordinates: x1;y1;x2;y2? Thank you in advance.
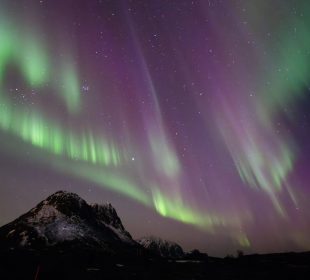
1;0;310;256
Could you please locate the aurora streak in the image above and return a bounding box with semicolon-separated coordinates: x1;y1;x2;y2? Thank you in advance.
1;0;310;256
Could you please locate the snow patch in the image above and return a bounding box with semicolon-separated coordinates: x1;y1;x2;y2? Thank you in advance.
6;229;15;237
27;205;62;223
107;225;133;244
19;231;29;246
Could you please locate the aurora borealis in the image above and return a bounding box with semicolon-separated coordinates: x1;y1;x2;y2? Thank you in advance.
1;0;310;256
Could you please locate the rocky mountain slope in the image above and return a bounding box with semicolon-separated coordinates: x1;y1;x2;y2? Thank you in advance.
137;236;184;259
0;191;137;254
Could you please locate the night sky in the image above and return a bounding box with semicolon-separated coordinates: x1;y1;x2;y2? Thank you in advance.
1;0;310;257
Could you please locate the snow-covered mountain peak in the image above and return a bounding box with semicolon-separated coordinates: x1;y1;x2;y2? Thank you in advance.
137;236;184;259
26;190;92;223
0;191;138;252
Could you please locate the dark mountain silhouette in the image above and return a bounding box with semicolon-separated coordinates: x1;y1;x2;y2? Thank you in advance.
185;249;209;260
137;236;184;259
0;191;138;255
0;191;310;280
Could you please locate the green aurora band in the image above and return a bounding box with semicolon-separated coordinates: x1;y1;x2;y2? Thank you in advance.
213;2;310;216
0;16;241;236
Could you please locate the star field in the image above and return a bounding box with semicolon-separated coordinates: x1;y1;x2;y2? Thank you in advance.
1;0;310;256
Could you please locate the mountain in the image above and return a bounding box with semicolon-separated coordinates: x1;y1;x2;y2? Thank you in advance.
0;191;138;255
137;236;184;259
185;249;209;260
1;191;310;280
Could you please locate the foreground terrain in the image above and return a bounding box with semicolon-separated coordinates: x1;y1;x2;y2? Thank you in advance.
1;250;310;280
0;191;309;279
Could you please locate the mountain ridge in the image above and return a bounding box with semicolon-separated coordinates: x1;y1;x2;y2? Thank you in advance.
137;236;185;259
0;190;138;254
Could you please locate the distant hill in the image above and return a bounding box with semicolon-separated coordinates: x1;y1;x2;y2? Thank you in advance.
137;236;184;259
